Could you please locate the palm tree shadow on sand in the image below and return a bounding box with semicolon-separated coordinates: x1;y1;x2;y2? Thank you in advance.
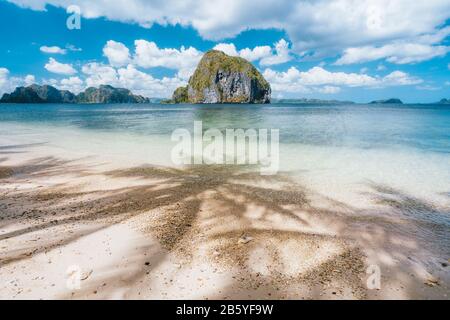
2;158;447;299
73;164;368;298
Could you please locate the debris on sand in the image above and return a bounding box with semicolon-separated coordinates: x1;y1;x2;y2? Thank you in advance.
425;277;440;287
238;235;253;245
81;269;93;281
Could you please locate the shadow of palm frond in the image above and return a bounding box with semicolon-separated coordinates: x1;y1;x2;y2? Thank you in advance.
0;142;47;155
1;162;368;297
362;182;450;254
0;156;96;182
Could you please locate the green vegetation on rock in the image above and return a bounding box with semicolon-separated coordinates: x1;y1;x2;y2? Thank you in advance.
171;86;189;103
0;84;149;104
171;50;271;104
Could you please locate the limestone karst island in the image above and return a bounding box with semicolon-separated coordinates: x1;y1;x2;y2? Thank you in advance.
170;50;271;104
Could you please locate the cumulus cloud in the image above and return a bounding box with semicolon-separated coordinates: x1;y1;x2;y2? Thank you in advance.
81;62;118;87
263;66;422;94
9;0;450;61
336;43;449;65
380;71;423;86
213;43;239;57
239;46;272;62
103;40;131;67
336;25;450;65
44;58;77;75
0;68;10;93
133;40;202;80
117;64;185;97
40;45;67;54
0;67;36;95
59;76;84;93
81;62;184;97
213;39;291;66
259;39;291;66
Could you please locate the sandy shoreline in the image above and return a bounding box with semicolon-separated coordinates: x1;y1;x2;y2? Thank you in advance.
0;145;449;299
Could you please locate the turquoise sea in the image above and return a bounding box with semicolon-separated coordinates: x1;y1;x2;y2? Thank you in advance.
0;103;449;152
0;103;449;235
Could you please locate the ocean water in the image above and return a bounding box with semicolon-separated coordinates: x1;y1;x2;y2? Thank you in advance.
0;103;449;219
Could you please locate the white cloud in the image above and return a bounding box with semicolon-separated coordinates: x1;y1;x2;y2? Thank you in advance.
264;67;376;87
239;46;272;62
213;43;239;57
59;76;84;93
40;45;67;54
0;67;36;95
134;40;202;80
0;68;10;94
336;25;450;65
117;64;185;97
263;66;422;94
103;40;131;67
44;58;77;75
213;39;291;66
381;71;423;86
24;74;35;86
336;43;449;65
81;62;185;97
9;0;450;61
260;39;291;66
82;62;118;87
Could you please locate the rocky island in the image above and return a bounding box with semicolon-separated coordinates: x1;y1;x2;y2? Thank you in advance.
272;98;355;105
76;85;149;104
170;50;271;104
437;98;449;104
369;98;403;104
0;84;149;104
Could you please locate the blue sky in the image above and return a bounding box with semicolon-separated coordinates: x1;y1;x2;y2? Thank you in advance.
0;0;449;102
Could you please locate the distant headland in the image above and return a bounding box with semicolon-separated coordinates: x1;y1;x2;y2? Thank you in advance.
0;84;149;104
1;84;447;106
272;98;355;105
369;98;403;104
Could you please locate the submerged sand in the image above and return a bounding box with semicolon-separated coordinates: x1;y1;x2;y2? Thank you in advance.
0;149;449;299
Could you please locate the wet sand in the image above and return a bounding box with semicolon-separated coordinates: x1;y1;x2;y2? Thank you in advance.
0;148;449;300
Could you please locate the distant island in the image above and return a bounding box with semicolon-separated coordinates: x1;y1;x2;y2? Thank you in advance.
0;84;149;104
1;83;446;107
169;50;271;104
369;98;403;104
272;98;355;105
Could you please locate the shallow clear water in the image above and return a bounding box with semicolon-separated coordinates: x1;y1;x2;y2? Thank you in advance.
0;103;449;153
0;103;449;226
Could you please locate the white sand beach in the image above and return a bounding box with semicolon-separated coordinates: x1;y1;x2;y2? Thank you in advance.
0;137;449;300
